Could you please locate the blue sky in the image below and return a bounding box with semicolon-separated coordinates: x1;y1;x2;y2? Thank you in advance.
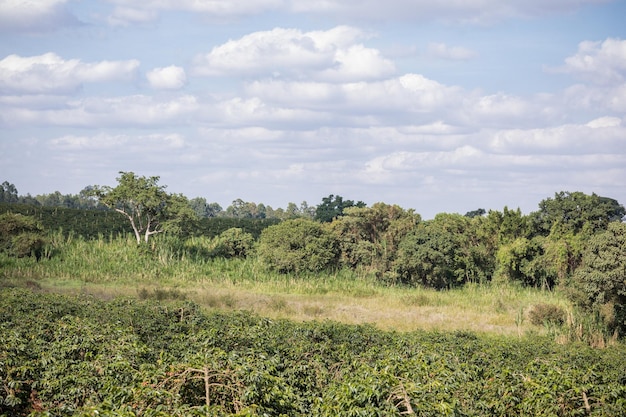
1;0;625;218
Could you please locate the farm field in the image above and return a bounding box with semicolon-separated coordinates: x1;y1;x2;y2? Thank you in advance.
2;196;626;416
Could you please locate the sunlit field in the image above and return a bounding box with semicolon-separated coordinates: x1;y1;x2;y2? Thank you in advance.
1;232;586;338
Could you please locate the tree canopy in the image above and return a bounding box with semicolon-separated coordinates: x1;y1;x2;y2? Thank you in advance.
91;172;195;244
314;194;366;223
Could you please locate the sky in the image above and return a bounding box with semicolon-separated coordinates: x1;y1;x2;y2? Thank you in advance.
1;0;625;218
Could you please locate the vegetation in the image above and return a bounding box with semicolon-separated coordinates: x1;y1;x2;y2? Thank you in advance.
2;178;626;415
0;213;47;259
1;289;626;416
90;172;196;244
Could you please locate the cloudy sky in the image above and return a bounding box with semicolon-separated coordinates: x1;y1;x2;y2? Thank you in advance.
1;0;625;218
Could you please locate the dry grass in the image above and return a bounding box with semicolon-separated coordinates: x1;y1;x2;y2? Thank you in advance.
40;278;571;336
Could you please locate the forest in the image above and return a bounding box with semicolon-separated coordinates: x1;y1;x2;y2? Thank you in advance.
1;175;626;416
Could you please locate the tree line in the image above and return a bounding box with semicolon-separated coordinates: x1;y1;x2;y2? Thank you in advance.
1;180;361;221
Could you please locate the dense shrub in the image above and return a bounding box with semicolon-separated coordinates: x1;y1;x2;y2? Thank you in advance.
0;213;47;259
211;227;254;258
529;303;566;326
257;218;340;273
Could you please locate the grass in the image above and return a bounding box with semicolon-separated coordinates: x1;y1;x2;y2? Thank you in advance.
0;233;597;339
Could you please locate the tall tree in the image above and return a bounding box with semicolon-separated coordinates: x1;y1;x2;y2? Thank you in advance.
314;194;366;223
0;181;19;203
530;191;625;236
571;222;626;336
91;172;195;244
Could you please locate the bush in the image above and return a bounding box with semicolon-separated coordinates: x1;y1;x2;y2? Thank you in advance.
529;303;565;326
212;228;254;258
257;219;339;273
0;213;47;259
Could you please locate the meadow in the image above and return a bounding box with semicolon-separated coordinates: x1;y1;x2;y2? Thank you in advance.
0;231;607;341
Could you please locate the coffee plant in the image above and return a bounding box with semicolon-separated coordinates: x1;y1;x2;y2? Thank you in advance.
1;288;625;416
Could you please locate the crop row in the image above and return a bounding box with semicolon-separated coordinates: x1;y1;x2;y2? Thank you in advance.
1;288;625;416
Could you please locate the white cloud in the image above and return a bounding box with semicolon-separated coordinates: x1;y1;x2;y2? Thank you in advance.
245;74;462;120
50;133;185;150
0;53;140;95
146;66;187;90
488;120;626;155
192;26;394;82
0;0;80;32
107;6;158;26
559;38;626;84
428;43;477;60
1;94;199;127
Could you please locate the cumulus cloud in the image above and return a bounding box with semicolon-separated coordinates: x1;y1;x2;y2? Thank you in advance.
0;53;140;95
146;66;187;90
488;119;626;155
1;94;199;127
0;0;80;32
556;38;626;85
192;26;395;82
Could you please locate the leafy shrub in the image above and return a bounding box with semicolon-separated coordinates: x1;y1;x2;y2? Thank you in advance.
211;227;254;258
257;219;339;273
529;303;566;326
0;212;47;259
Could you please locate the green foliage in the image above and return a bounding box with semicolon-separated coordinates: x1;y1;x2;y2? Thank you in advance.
257;219;340;273
0;202;131;239
530;191;625;236
211;228;254;258
394;214;493;288
92;172;197;244
1;288;625;416
0;212;47;259
0;181;18;203
315;194;366;223
329;203;421;277
571;222;626;336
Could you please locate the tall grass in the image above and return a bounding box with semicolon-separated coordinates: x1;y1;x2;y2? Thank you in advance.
1;231;611;341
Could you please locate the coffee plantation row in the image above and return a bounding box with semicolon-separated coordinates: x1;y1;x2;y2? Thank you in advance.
1;288;625;416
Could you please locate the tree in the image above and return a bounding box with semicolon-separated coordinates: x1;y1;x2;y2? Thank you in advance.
315;194;366;223
91;172;196;244
0;181;18;203
329;203;420;276
530;191;625;236
571;222;626;335
464;208;485;218
394;214;492;288
189;197;209;218
257;219;339;273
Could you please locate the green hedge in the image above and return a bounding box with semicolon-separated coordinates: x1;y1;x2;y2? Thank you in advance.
0;203;279;240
